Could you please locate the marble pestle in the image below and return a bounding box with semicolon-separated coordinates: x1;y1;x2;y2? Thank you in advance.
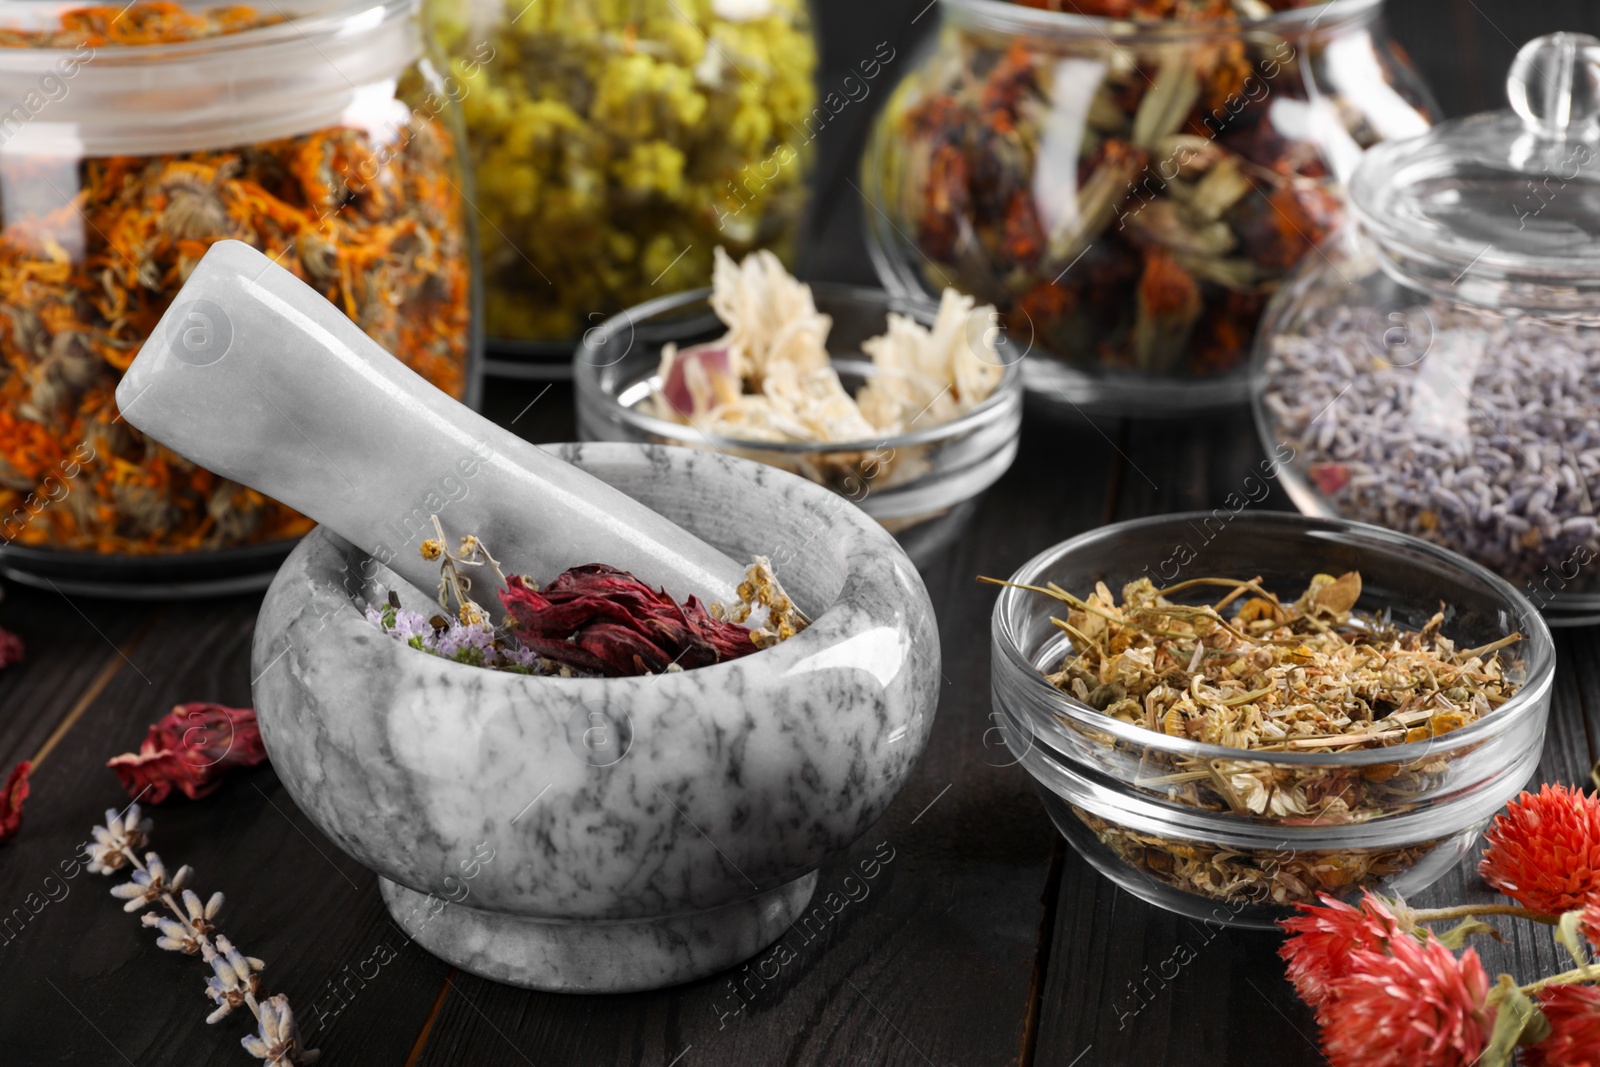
113;240;746;609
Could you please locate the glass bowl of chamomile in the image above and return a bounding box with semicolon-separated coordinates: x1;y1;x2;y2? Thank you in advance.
988;511;1554;929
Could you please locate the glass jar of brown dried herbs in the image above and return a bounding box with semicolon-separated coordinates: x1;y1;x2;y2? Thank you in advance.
1256;32;1600;625
0;0;481;596
862;0;1434;417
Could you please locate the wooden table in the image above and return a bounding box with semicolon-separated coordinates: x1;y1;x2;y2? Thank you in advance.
3;2;1599;1064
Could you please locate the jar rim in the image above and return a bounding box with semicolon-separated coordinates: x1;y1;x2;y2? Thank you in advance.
939;0;1385;40
0;0;415;63
990;510;1557;769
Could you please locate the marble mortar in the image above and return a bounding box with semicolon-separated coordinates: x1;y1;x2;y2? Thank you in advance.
252;443;940;992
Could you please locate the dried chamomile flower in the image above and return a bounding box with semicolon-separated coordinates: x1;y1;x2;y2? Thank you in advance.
722;556;810;647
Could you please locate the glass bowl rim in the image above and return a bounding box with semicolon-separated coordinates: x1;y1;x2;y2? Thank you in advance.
940;0;1384;39
991;509;1557;768
0;0;415;60
573;282;1025;456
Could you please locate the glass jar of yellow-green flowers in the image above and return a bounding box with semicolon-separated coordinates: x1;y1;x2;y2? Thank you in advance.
429;0;817;370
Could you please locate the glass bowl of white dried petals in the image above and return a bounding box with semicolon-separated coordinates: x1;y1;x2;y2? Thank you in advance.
988;512;1555;930
574;249;1023;549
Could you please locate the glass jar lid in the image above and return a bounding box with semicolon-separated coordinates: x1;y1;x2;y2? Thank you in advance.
1350;32;1600;310
0;0;423;156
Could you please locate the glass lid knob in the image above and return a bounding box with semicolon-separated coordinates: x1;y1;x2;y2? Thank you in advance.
1507;32;1600;141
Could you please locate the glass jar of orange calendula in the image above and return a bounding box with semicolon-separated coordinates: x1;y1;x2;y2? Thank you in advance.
0;0;479;595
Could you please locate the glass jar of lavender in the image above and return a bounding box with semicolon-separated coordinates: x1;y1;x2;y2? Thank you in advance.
1255;32;1600;624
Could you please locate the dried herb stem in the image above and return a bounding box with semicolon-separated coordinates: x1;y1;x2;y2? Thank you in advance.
1409;903;1557;927
1157;576;1289;620
1456;633;1524;664
1520;962;1600;995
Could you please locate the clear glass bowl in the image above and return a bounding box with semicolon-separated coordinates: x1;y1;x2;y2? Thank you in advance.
861;0;1435;417
990;511;1554;929
573;285;1022;549
0;0;481;596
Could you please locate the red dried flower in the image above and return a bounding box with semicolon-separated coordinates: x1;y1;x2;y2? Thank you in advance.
1279;891;1404;1010
107;703;268;804
1317;936;1493;1067
1526;984;1600;1067
0;623;22;668
0;760;30;844
499;566;757;677
1479;783;1600;915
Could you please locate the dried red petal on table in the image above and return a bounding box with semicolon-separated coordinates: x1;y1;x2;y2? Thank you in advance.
0;760;30;844
1478;782;1600;916
107;703;268;804
500;566;758;678
0;624;22;668
1525;984;1600;1067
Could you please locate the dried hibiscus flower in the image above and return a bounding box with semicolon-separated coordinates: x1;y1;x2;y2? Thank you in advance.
108;703;268;804
369;520;804;679
0;760;30;844
500;566;759;677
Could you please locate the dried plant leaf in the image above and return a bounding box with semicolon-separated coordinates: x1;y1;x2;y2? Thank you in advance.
1434;916;1502;949
1309;571;1363;617
1479;974;1549;1067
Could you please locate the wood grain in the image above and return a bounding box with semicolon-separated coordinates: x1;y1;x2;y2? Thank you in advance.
0;597;450;1065
0;588;152;768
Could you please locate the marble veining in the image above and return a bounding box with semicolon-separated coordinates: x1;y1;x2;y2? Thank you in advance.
252;443;940;991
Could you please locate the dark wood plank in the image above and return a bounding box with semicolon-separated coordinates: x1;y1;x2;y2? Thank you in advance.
408;409;1115;1067
0;588;153;768
0;596;452;1065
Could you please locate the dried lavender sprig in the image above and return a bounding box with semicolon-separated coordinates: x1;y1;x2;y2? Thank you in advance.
87;805;320;1066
